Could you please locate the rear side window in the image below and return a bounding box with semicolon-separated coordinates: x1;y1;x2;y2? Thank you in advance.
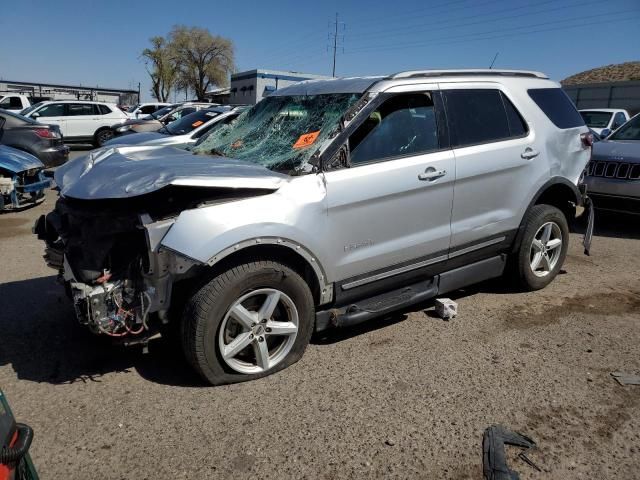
528;88;584;129
98;105;112;115
67;104;98;116
140;105;157;114
444;89;515;147
501;93;528;137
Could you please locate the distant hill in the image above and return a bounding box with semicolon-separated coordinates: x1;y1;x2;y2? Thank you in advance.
562;61;640;85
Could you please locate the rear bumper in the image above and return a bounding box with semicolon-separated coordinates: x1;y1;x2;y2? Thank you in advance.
39;145;69;168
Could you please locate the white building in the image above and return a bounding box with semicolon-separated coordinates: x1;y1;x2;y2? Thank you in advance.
229;69;332;105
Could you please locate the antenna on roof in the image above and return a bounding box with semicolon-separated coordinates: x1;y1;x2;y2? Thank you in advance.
489;52;499;69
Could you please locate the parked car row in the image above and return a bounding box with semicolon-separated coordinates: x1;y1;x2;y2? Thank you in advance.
105;105;247;148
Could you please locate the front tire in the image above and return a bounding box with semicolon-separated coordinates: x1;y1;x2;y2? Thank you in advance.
511;204;569;291
181;260;315;386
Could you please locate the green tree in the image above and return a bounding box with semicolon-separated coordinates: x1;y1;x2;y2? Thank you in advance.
141;36;176;102
169;25;235;101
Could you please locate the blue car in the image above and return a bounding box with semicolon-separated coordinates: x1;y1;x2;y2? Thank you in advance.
0;144;51;211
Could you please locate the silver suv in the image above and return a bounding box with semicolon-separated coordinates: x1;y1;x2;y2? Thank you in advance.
35;70;593;385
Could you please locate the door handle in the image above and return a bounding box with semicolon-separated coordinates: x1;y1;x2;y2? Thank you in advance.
418;167;447;181
521;147;539;160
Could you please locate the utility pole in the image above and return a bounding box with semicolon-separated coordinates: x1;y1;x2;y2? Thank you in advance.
332;13;338;77
329;13;345;77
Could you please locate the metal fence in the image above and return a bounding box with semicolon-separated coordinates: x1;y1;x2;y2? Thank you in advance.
564;80;640;115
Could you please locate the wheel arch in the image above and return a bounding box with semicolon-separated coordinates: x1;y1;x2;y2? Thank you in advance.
203;239;332;306
511;177;581;253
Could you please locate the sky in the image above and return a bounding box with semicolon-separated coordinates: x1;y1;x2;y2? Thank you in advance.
1;0;639;101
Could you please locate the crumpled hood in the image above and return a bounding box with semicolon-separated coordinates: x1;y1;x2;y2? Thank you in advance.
104;131;167;147
592;140;640;163
54;145;288;200
0;145;43;173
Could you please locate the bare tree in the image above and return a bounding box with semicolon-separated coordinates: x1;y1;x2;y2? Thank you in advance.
169;25;235;101
141;36;176;102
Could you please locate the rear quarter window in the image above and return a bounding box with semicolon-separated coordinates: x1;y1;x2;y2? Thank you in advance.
528;88;584;129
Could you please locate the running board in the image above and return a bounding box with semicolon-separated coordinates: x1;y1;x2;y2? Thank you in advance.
315;255;506;331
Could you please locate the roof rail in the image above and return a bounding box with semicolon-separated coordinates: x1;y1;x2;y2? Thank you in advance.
388;69;548;80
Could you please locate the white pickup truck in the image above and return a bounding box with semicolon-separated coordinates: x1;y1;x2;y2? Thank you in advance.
0;94;32;112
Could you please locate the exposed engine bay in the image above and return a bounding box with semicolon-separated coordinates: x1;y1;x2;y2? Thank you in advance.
32;187;227;337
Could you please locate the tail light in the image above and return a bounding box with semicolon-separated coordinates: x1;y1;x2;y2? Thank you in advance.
33;128;59;139
580;132;594;148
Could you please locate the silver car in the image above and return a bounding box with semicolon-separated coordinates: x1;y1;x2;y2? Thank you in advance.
35;70;592;385
104;106;247;149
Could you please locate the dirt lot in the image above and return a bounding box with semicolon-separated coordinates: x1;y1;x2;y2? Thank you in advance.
1;180;640;479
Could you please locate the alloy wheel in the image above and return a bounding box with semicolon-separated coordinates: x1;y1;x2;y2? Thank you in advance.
529;222;563;277
218;288;299;374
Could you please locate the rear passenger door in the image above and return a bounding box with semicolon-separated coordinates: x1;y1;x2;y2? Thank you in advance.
441;85;546;252
64;103;99;139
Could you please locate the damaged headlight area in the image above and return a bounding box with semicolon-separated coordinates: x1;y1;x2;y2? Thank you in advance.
33;189;210;337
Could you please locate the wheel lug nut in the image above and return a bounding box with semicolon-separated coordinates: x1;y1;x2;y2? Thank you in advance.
258;336;264;342
265;327;272;333
250;334;254;339
251;322;256;327
261;319;267;324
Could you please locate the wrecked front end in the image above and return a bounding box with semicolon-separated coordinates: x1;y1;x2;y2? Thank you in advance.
33;146;285;339
0;146;51;211
34;191;199;337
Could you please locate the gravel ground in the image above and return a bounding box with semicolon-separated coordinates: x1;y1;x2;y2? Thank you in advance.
1;178;640;479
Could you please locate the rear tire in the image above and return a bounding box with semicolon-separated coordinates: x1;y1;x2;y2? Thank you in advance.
94;128;114;147
510;204;569;291
181;260;314;386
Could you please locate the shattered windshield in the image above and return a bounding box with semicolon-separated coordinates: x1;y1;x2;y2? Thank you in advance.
192;93;361;172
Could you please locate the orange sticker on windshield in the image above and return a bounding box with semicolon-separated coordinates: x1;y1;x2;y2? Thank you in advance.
192;120;204;127
293;131;320;149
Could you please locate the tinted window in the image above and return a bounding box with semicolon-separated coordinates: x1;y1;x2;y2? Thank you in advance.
0;97;22;109
164;110;221;135
613;112;627;129
501;93;528;137
140;105;157;114
580;111;612;128
528;88;584;129
444;90;511;146
349;93;439;165
67;104;97;116
35;103;65;117
174;107;196;119
610;114;640;141
193;113;238;139
98;104;112;115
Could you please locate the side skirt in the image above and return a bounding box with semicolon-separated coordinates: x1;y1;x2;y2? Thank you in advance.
315;254;506;331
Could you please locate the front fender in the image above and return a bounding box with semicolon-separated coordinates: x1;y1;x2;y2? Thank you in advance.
159;174;333;300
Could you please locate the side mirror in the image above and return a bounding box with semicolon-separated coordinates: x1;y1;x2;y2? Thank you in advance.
164;115;176;124
600;128;612;139
31;112;40;119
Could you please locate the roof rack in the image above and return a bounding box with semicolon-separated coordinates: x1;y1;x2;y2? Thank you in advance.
388;69;548;80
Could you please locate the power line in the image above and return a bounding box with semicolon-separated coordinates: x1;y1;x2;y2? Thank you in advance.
346;0;585;42
345;9;639;54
